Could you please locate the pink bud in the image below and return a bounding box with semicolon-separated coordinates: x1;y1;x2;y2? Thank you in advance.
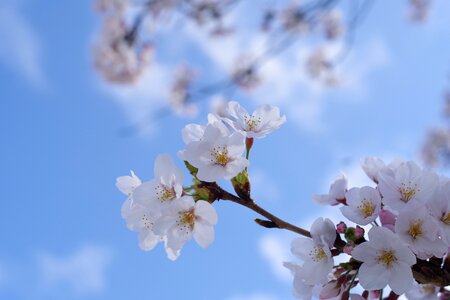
379;209;396;226
336;221;347;234
354;226;365;238
343;244;353;255
369;290;380;299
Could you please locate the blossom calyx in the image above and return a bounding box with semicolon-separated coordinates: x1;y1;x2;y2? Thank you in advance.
231;170;251;200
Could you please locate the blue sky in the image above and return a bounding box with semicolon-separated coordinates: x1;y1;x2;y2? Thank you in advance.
1;0;450;299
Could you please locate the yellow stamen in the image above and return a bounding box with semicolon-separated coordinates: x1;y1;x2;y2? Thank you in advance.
309;246;327;262
155;185;176;202
376;249;397;267
243;114;261;131
408;221;424;240
357;198;374;217
177;208;196;233
399;182;418;203
211;146;230;166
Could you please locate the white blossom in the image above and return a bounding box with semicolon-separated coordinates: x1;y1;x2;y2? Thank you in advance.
351;226;416;295
224;101;286;138
428;181;450;244
361;156;388;183
395;202;447;259
378;161;438;211
116;170;141;197
405;283;439;300
132;154;183;213
314;174;347;206
290;218;335;285
340;186;381;225
283;262;315;300
179;123;248;182
121;198;161;251
153;197;218;256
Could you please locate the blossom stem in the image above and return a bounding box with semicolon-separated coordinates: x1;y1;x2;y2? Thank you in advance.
217;186;311;238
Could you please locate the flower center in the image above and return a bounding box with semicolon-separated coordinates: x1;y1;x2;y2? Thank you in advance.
309;246;327;262
399;182;418;203
376;249;397;267
441;212;450;225
408;220;424;240
155;184;176;202
243;114;261;131
211;146;230;166
357;198;374;217
177;208;196;232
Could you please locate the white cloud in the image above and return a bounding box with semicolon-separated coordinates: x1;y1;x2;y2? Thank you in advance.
37;245;113;294
249;168;281;203
258;234;292;282
226;292;281;300
0;1;47;88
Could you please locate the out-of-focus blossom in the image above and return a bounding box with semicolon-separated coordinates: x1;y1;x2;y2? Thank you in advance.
169;66;198;117
405;283;439;300
421;128;450;168
231;57;261;90
280;3;309;33
95;0;128;13
408;0;431;22
306;48;339;86
321;10;344;40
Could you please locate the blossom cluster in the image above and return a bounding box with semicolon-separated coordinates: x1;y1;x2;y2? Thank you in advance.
116;101;286;259
285;157;450;299
116;100;449;299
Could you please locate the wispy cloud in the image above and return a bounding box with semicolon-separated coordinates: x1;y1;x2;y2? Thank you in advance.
37;245;113;295
0;1;47;88
258;234;292;282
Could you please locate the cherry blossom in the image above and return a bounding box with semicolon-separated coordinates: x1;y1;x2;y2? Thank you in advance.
428;181;450;244
283;262;315;300
378;161;438;211
395;202;447;259
351;226;416;294
132;154;183;213
223;101;286;139
116;170;141;197
340;186;382;225
153;197;218;255
314;174;347;206
179;123;248;182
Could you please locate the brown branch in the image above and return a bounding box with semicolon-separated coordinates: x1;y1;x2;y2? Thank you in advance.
214;185;312;238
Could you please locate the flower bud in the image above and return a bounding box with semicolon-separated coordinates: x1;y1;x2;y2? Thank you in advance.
231;169;251;200
343;244;354;255
379;209;397;232
336;221;347;234
354;226;365;239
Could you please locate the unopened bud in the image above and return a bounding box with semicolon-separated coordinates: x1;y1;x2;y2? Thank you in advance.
343;244;354;255
354;226;365;239
336;221;347;234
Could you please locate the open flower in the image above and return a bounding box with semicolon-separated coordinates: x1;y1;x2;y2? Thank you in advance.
340;186;382;225
179;124;248;182
283;262;315;300
153;197;218;256
224;101;286;138
132;154;183;213
428;181;450;245
116;170;142;197
314;174;347;206
405;283;439;300
378;161;438;211
351;227;416;295
121;198;161;252
289;218;335;285
395;202;447;259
